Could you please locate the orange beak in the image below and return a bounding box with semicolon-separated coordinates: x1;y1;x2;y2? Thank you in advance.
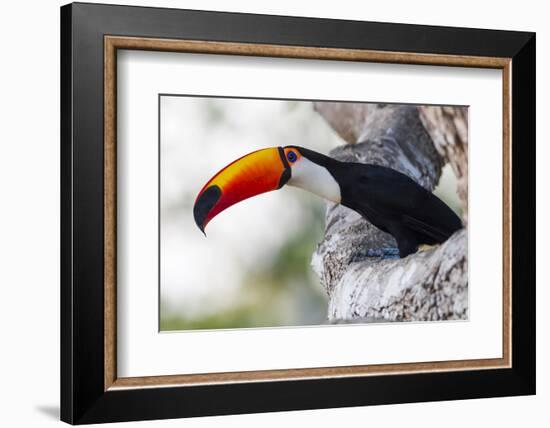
193;147;290;233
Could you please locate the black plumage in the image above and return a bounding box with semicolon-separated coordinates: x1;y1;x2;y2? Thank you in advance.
294;147;463;258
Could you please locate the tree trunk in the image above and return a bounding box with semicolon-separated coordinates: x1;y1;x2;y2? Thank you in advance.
419;106;469;224
312;103;468;323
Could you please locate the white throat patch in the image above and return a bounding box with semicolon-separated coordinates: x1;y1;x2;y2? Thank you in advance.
287;157;341;204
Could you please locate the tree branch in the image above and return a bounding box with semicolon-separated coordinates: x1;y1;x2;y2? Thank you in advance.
419;106;469;224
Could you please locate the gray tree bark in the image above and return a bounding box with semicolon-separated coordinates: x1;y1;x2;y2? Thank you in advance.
311;103;468;323
419;106;469;224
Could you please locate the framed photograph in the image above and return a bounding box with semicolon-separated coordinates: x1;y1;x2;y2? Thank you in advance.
60;2;535;424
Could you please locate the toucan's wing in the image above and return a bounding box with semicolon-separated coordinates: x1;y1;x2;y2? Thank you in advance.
402;212;453;242
341;164;462;243
399;184;462;242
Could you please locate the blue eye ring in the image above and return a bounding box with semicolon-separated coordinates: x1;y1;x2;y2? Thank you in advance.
287;151;297;163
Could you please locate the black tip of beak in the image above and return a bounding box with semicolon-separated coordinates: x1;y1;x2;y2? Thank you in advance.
193;185;221;235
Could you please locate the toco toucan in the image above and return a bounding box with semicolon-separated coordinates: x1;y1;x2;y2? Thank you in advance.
193;146;462;258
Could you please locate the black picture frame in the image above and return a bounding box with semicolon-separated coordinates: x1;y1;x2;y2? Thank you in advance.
61;2;535;424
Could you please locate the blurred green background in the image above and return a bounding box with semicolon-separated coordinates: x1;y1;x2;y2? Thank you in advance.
159;97;461;331
161;197;328;330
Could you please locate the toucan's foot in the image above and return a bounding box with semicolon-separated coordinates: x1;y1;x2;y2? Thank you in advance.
366;247;400;260
418;244;439;252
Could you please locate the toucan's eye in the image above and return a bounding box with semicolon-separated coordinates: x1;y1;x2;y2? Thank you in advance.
287;151;297;163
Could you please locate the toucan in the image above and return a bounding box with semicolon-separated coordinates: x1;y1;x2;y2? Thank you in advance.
193;146;462;258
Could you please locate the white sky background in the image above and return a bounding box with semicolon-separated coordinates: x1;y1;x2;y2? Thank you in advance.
160;97;342;318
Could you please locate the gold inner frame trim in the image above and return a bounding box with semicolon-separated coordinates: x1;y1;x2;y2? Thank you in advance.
104;35;512;391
